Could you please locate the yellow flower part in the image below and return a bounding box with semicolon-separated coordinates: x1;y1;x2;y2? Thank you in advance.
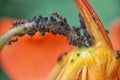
49;0;120;80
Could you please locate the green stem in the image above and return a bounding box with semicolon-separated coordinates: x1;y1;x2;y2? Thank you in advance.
0;22;35;51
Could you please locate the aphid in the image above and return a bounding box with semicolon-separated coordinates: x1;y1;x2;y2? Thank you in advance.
77;53;80;56
40;32;45;36
50;16;56;22
57;55;63;62
84;31;91;40
20;21;24;24
92;16;96;20
78;13;81;18
6;38;18;45
59;21;64;26
79;19;84;26
26;31;35;36
57;27;62;31
80;25;86;29
105;29;109;33
17;21;21;25
13;33;17;36
46;22;52;26
46;28;50;32
51;29;57;35
38;15;43;19
23;27;27;31
77;42;82;48
52;12;58;17
79;35;84;40
28;20;32;22
32;16;37;20
76;32;80;36
52;12;67;23
6;41;11;45
88;38;94;46
43;17;48;21
19;20;24;24
62;18;67;23
30;24;36;29
81;40;86;46
79;17;85;26
79;15;86;29
11;37;18;42
34;19;40;25
116;50;120;59
64;52;68;56
71;59;74;63
12;21;17;26
17;33;25;37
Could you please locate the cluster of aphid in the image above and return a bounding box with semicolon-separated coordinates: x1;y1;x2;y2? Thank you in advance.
6;12;94;48
5;12;120;61
57;52;80;63
69;14;94;47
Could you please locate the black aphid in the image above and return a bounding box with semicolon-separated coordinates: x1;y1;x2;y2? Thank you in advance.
23;27;27;31
58;55;63;62
71;59;74;63
11;37;18;42
26;31;35;36
64;52;68;56
12;21;17;26
6;41;11;45
77;53;80;56
116;50;120;59
92;16;95;20
38;15;43;19
106;29;109;34
17;33;25;37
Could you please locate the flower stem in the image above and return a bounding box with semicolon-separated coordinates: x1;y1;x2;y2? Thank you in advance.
0;22;35;51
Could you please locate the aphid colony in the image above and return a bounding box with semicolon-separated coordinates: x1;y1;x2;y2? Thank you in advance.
57;52;80;63
6;13;95;48
5;12;120;60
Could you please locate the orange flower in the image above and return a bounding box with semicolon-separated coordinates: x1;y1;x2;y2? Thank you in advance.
0;18;74;80
0;0;120;80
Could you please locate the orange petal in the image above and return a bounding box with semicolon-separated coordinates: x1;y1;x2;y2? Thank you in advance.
74;0;113;49
0;18;74;80
82;0;113;49
110;19;120;51
0;18;13;36
0;18;13;66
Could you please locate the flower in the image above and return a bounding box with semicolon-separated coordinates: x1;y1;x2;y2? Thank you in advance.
0;0;120;80
0;18;74;80
49;0;120;79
